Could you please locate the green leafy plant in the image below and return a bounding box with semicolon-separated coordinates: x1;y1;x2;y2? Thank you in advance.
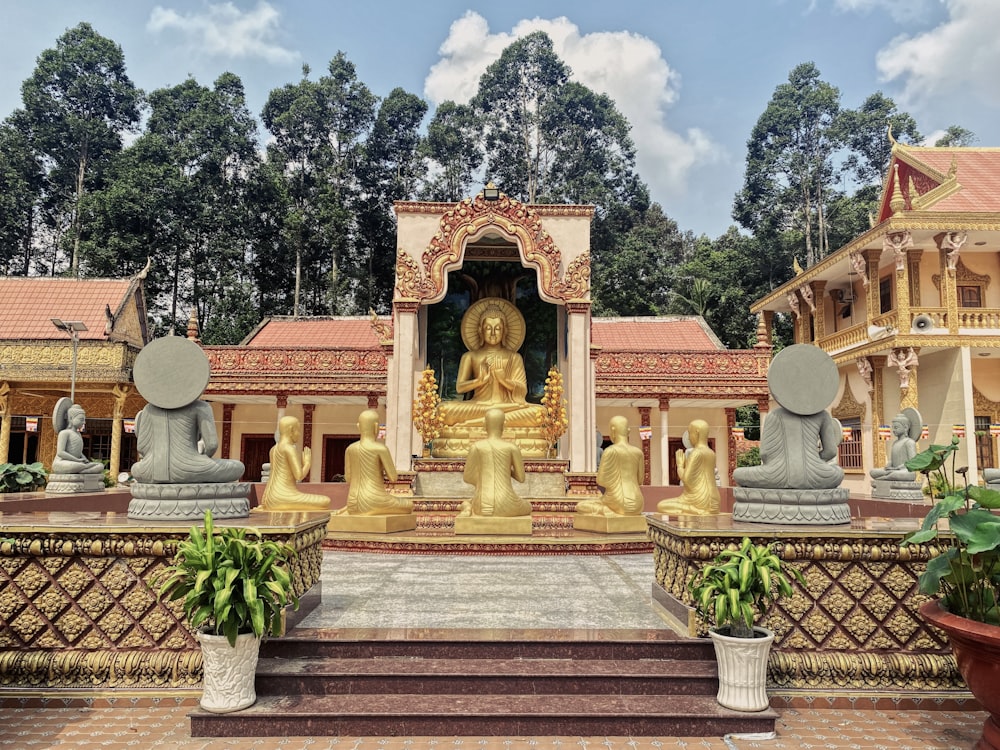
0;462;48;492
901;437;1000;624
688;537;804;638
157;511;299;646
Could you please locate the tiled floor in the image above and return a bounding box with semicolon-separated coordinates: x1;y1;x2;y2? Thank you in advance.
0;703;987;749
0;551;989;748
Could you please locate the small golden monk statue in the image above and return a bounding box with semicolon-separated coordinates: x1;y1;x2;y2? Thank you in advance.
657;419;721;515
337;409;413;516
257;416;331;511
577;415;645;516
459;408;532;518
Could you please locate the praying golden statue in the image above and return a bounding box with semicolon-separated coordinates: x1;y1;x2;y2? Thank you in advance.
657;419;721;515
459;408;532;518
439;297;545;428
256;416;331;512
433;297;548;459
338;409;413;516
577;415;644;516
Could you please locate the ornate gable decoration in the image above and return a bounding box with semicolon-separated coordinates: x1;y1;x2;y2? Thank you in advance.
394;191;590;304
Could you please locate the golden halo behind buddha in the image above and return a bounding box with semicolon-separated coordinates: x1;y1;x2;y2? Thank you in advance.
461;297;526;351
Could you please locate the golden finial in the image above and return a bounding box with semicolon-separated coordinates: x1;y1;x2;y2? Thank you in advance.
793;257;804;275
186;308;201;344
947;155;958;180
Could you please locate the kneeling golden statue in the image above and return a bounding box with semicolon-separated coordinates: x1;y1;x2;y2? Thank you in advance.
337;409;413;516
657;419;720;515
459;408;531;518
434;297;547;458
257;416;331;512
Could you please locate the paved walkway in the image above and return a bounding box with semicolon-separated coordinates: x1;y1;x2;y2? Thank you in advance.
0;551;987;749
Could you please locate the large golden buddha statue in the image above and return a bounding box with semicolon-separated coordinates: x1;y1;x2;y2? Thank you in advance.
433;297;547;458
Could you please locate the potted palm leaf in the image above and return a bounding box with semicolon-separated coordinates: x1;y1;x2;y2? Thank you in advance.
157;510;298;713
901;437;1000;748
688;536;804;711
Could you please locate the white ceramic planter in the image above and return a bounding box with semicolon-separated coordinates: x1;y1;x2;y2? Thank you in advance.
196;631;261;713
708;626;774;712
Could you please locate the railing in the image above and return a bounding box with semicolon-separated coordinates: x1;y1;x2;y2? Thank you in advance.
956;308;1000;330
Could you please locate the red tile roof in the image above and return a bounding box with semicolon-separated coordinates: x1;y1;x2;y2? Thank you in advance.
891;147;1000;215
590;317;723;351
0;277;134;341
242;317;381;348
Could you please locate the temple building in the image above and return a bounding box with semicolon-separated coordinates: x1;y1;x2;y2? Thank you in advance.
199;191;770;488
750;143;1000;492
0;274;150;479
0;190;771;487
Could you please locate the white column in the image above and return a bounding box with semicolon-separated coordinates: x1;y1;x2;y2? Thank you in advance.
387;301;420;471
658;400;670;485
566;302;595;472
960;346;979;485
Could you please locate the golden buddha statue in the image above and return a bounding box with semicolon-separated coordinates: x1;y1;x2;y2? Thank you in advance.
657;419;721;515
338;409;413;516
459;408;532;518
256;416;331;512
434;297;547;458
576;415;645;516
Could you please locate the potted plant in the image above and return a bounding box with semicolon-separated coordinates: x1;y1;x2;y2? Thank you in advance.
157;510;298;713
688;536;804;711
901;437;1000;748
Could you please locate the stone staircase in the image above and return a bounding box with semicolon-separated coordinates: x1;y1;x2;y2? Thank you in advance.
190;629;778;738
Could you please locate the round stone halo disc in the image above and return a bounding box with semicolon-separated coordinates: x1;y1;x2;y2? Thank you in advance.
767;344;839;416
133;336;211;409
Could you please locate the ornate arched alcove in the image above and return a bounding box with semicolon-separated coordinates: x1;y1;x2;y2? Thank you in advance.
388;189;596;473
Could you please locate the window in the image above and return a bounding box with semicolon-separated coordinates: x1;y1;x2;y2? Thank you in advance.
975;415;995;471
959;285;983;308
879;277;893;314
838;418;863;471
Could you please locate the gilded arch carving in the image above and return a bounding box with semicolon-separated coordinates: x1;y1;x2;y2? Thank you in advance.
393;191;590;304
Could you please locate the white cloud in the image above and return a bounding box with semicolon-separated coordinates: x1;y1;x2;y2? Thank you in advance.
147;1;298;65
834;0;936;24
424;12;717;200
875;0;1000;107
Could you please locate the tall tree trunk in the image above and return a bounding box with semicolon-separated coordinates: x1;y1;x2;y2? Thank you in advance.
71;141;89;277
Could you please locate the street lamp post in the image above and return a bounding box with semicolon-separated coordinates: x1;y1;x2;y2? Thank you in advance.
50;318;88;403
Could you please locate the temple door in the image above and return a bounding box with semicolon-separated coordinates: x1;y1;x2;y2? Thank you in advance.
241;435;274;482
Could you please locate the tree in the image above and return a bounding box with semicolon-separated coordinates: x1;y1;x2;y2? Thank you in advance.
355;87;427;312
0;112;44;274
836;92;921;186
670;228;774;349
591;203;686;317
20;22;142;276
421;101;482;201
734;62;841;268
935;125;976;147
261;54;378;316
472;31;570;203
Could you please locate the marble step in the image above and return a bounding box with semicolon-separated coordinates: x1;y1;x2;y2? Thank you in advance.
190;692;778;738
260;630;715;662
254;655;719;696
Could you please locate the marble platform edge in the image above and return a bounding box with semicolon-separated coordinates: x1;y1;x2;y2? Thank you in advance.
280;625;690;642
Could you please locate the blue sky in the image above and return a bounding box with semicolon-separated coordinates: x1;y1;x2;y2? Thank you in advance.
2;0;999;238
